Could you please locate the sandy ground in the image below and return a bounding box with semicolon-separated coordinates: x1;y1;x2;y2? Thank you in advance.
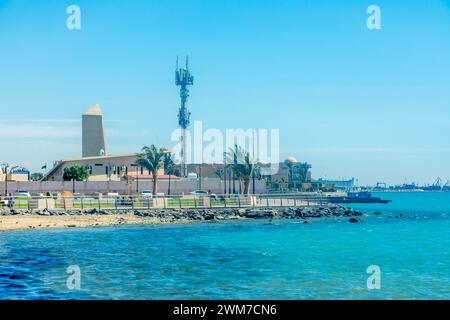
0;214;192;232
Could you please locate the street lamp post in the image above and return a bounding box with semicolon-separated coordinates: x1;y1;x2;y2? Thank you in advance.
223;152;227;195
232;169;236;194
228;167;232;195
251;130;255;195
223;166;227;195
5;167;8;196
1;163;9;196
136;166;139;194
198;165;202;190
252;169;256;195
168;173;171;196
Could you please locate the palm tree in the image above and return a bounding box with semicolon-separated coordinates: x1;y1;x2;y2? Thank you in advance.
285;162;295;183
296;162;312;183
214;168;224;180
135;145;166;194
285;158;299;184
214;167;225;194
163;152;177;195
226;145;254;195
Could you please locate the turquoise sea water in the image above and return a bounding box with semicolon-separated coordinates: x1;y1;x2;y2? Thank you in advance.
1;192;449;300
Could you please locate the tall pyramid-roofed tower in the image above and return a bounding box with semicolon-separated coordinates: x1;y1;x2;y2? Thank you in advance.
82;104;108;157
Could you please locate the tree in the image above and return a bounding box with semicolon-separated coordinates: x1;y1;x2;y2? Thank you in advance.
214;168;224;180
214;167;225;194
226;145;255;195
295;162;312;183
253;166;262;180
285;161;296;183
163;152;178;195
30;172;44;181
63;165;90;193
135;145;166;194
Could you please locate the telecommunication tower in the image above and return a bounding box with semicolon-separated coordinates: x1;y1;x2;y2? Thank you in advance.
175;56;194;177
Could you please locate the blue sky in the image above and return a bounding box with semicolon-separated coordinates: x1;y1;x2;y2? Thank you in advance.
0;0;450;185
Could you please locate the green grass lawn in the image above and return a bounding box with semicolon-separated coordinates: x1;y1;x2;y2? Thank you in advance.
5;197;250;210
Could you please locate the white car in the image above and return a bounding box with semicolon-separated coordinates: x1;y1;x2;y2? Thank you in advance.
141;190;153;198
189;190;208;196
186;173;198;180
189;190;218;199
14;190;31;198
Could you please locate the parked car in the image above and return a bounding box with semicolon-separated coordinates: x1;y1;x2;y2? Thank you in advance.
141;190;153;198
189;190;208;196
186;173;198;180
115;196;133;206
14;190;31;198
189;190;218;199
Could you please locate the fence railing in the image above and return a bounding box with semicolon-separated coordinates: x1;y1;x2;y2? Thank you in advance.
0;193;329;211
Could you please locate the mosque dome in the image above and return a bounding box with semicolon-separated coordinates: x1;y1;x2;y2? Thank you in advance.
285;156;298;164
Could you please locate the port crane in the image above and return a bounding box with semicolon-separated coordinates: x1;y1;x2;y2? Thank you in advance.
423;177;442;191
432;177;442;187
375;182;387;189
443;180;450;191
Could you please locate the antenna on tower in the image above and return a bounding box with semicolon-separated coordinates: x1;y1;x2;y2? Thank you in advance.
175;55;194;177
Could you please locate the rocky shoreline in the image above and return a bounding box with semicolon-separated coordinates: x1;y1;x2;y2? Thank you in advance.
0;204;364;232
1;204;362;221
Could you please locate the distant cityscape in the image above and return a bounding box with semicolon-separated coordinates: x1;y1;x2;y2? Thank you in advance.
1;61;448;194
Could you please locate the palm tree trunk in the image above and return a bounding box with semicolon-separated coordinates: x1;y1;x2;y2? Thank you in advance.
244;178;250;195
152;173;158;195
168;174;171;195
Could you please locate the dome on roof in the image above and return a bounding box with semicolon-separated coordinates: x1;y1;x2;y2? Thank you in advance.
285;156;298;164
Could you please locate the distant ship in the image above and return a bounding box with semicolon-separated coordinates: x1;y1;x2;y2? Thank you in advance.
327;191;391;204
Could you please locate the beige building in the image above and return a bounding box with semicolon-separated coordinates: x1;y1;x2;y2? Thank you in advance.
0;166;30;182
43;154;167;182
0;173;29;182
43;104;171;182
82;104;108;157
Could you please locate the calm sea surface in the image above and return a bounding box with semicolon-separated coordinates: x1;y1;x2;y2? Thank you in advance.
1;192;449;299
